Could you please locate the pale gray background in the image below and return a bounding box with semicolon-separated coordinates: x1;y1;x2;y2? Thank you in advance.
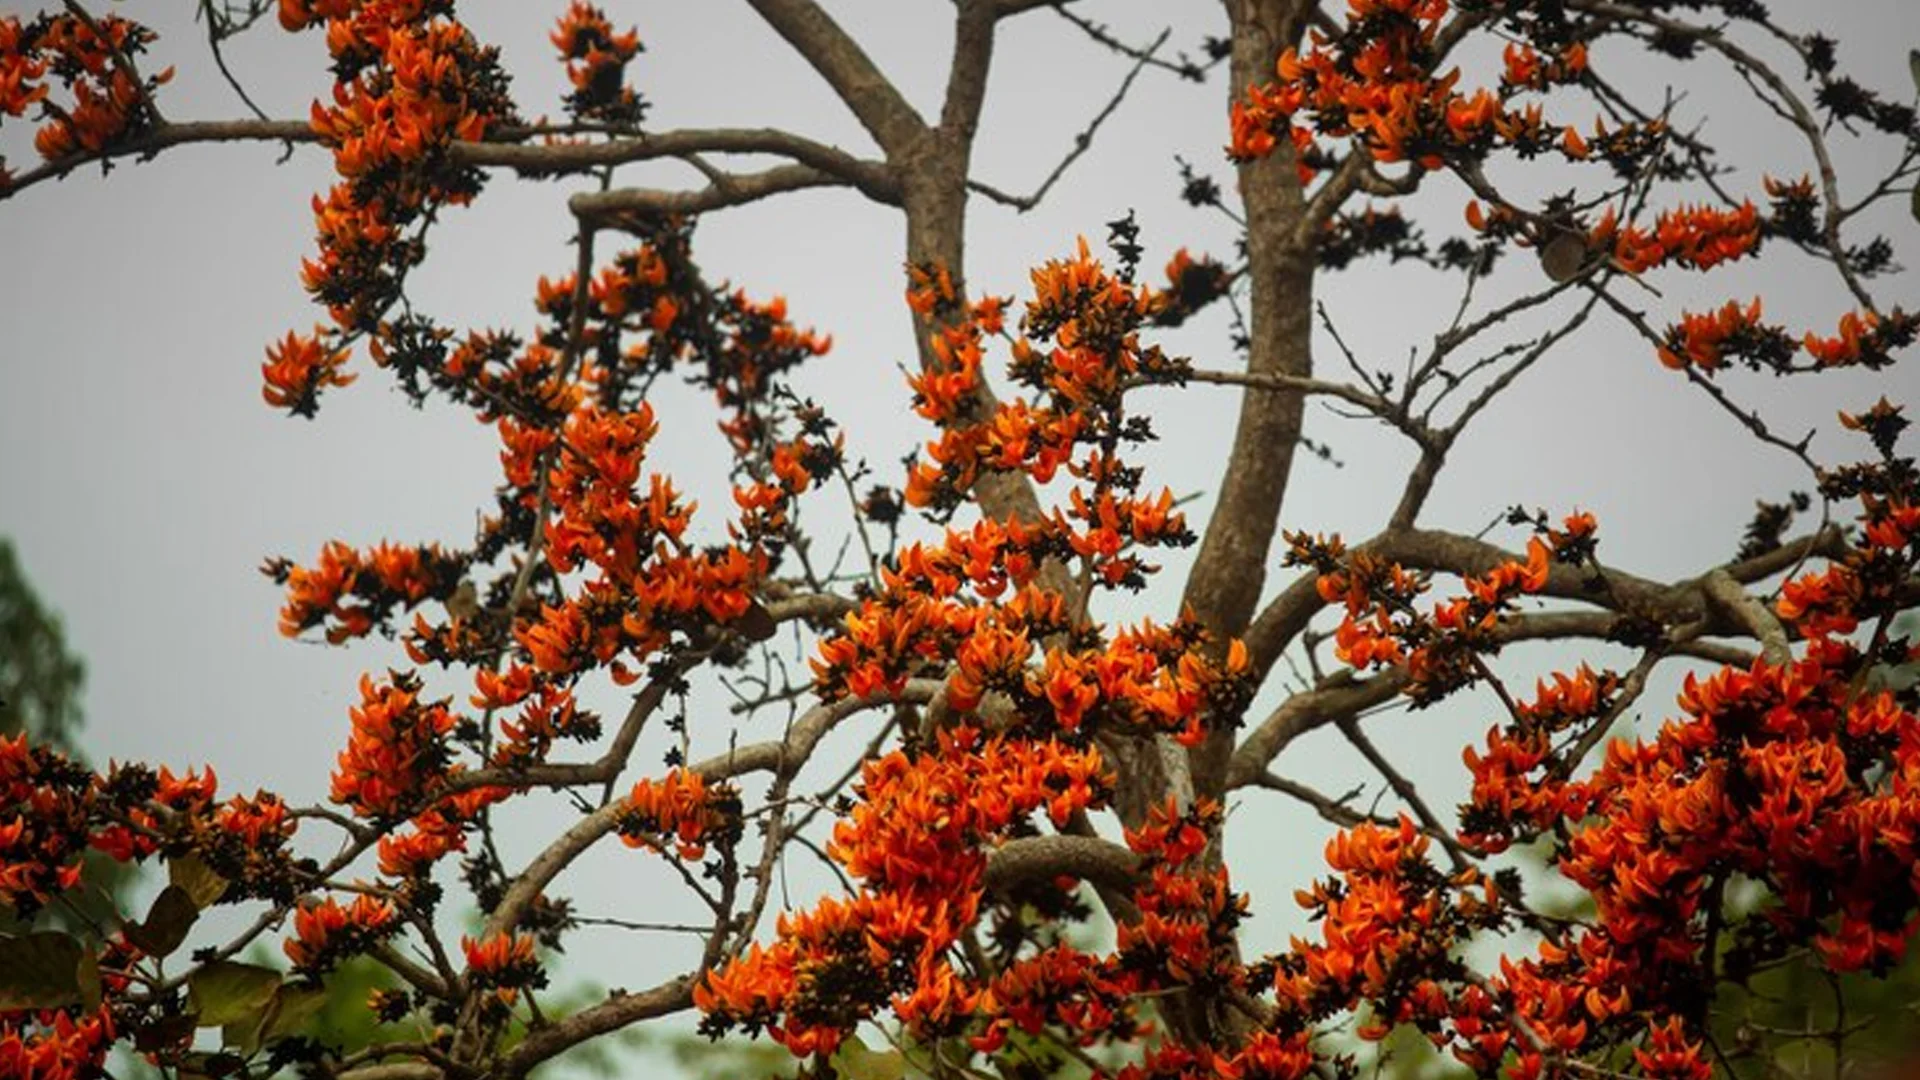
1;0;1915;1064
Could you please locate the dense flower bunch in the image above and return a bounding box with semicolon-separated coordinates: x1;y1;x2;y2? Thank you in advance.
330;670;459;818
0;11;170;178
463;931;544;1014
702;242;1270;1061
1589;203;1760;276
619;768;738;861
1286;528;1553;705
550;1;643;123
696;727;1113;1055
0;738;324;1077
285;894;401;973
1228;0;1602;177
3;1;1917;1078
278;0;516;379
265;538;467;642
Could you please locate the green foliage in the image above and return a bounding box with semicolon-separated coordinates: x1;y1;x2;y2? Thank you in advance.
0;538;85;746
0;536;131;941
0;931;90;1011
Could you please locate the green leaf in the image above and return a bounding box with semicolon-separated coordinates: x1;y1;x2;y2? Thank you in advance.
0;931;87;1010
1910;181;1920;226
190;961;283;1028
224;982;329;1054
830;1034;908;1080
169;854;229;910
125;885;199;958
254;983;328;1047
76;949;101;1011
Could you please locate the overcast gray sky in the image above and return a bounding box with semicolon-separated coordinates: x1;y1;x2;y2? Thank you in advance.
1;0;1915;1063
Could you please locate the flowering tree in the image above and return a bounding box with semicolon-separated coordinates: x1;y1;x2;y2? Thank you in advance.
1;2;1917;1080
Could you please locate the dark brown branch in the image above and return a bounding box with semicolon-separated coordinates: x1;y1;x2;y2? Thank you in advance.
464;127;898;202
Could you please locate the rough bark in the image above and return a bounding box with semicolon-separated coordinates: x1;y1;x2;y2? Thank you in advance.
1185;0;1317;802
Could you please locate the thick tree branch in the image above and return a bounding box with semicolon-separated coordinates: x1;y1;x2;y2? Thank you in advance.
569;164;845;222
1184;0;1318;801
983;834;1141;895
1226;671;1406;790
743;0;927;156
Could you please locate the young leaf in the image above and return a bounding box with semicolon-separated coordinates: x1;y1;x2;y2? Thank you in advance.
169;854;230;909
259;983;329;1044
189;960;284;1028
0;931;87;1010
125;885;200;958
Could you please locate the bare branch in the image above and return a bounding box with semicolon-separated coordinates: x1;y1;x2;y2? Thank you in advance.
743;0;927;155
569;164;846;223
967;27;1168;213
983;834;1141;895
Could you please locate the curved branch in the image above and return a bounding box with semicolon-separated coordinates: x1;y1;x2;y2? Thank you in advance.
983;834;1141;895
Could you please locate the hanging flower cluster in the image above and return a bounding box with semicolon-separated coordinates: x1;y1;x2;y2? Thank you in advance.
271;0;517;414
0;11;170;173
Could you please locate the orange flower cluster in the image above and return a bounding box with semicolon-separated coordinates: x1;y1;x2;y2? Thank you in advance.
1459;665;1617;853
0;1004;116;1080
374;784;508;878
330;671;458;818
284;893;399;972
271;537;466;642
1590;201;1760;274
1119;799;1249;991
0;12;171;168
288;1;514;335
487;680;599;770
0;734;97;911
1656;298;1780;372
462;931;541;1007
698;728;1110;1055
1270;817;1499;1042
551;1;642;123
515;401;783;684
1229;0;1594;176
1293;528;1551;704
262;326;357;415
1500;42;1588;94
1802;307;1917;369
619;768;736;861
1393;451;1920;1079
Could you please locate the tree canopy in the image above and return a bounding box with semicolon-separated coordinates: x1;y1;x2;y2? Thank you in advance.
1;3;1917;1080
